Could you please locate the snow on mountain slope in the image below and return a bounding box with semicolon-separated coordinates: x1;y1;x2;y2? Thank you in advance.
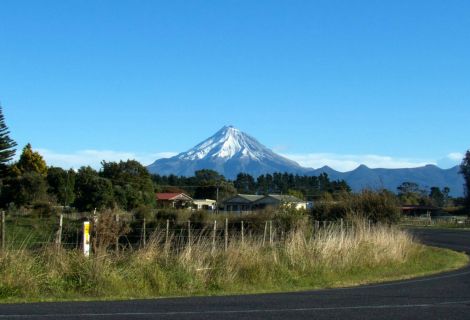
147;126;308;178
180;126;279;161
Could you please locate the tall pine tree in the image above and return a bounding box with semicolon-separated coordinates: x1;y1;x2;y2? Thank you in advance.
0;106;17;178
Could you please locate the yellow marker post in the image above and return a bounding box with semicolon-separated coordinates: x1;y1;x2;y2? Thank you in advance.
83;221;90;257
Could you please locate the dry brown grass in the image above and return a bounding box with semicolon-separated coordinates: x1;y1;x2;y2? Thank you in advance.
0;220;465;302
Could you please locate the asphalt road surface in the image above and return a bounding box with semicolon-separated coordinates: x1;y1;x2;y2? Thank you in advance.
1;228;470;319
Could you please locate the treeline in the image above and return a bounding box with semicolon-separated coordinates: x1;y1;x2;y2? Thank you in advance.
396;181;463;208
0;144;156;213
153;171;351;200
0;144;352;213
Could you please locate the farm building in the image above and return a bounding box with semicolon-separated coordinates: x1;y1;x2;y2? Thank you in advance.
223;194;307;213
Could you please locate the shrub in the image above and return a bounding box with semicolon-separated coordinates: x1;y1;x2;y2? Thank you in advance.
31;201;60;218
155;209;179;222
133;205;155;221
312;190;401;223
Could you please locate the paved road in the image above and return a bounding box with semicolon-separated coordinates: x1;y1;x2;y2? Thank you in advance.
1;228;470;319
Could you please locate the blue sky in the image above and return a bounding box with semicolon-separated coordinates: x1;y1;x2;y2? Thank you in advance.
1;0;469;171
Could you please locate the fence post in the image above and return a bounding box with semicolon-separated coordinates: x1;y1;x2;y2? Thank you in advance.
368;219;371;232
269;220;273;246
212;220;217;253
115;214;120;253
83;221;90;257
340;218;344;234
241;220;244;245
187;220;191;251
92;208;98;252
76;228;79;249
263;221;268;246
224;218;228;252
142;218;146;248
323;221;327;229
56;213;63;248
1;211;5;250
165;219;169;247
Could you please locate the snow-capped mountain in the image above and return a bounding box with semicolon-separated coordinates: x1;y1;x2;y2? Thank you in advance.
147;125;308;178
147;125;464;196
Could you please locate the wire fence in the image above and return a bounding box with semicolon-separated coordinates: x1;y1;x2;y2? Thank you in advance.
0;210;370;252
401;216;470;228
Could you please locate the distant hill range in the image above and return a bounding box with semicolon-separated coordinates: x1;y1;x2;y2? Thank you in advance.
147;126;464;196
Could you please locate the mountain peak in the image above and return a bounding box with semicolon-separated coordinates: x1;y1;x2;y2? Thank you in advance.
148;126;307;178
178;126;267;161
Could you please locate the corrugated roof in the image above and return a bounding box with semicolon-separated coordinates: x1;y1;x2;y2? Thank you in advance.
156;193;191;200
266;194;303;202
238;194;265;202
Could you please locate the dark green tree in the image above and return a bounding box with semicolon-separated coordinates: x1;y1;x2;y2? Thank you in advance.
397;182;425;205
0;106;17;178
429;187;445;207
0;172;48;207
100;160;155;210
460;150;470;210
192;169;236;201
442;187;451;207
47;167;76;206
1;143;49;207
234;173;256;193
74;166;114;211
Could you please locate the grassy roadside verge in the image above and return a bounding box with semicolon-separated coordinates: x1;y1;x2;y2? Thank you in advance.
0;227;467;304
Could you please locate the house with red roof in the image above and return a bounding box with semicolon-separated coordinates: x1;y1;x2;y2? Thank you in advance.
156;193;193;209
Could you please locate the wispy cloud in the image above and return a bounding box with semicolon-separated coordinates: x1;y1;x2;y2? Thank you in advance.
282;153;436;172
447;152;464;161
36;149;177;170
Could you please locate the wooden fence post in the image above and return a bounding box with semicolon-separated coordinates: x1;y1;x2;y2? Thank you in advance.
263;221;268;246
115;214;120;253
241;220;244;245
269;220;273;246
165;219;170;247
224;218;228;252
368;219;371;232
187;220;191;251
212;220;217;253
92;208;98;252
56;213;63;248
340;218;344;234
75;228;79;249
142;218;146;248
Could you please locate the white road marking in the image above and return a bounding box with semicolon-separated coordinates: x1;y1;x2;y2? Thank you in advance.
1;300;469;318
